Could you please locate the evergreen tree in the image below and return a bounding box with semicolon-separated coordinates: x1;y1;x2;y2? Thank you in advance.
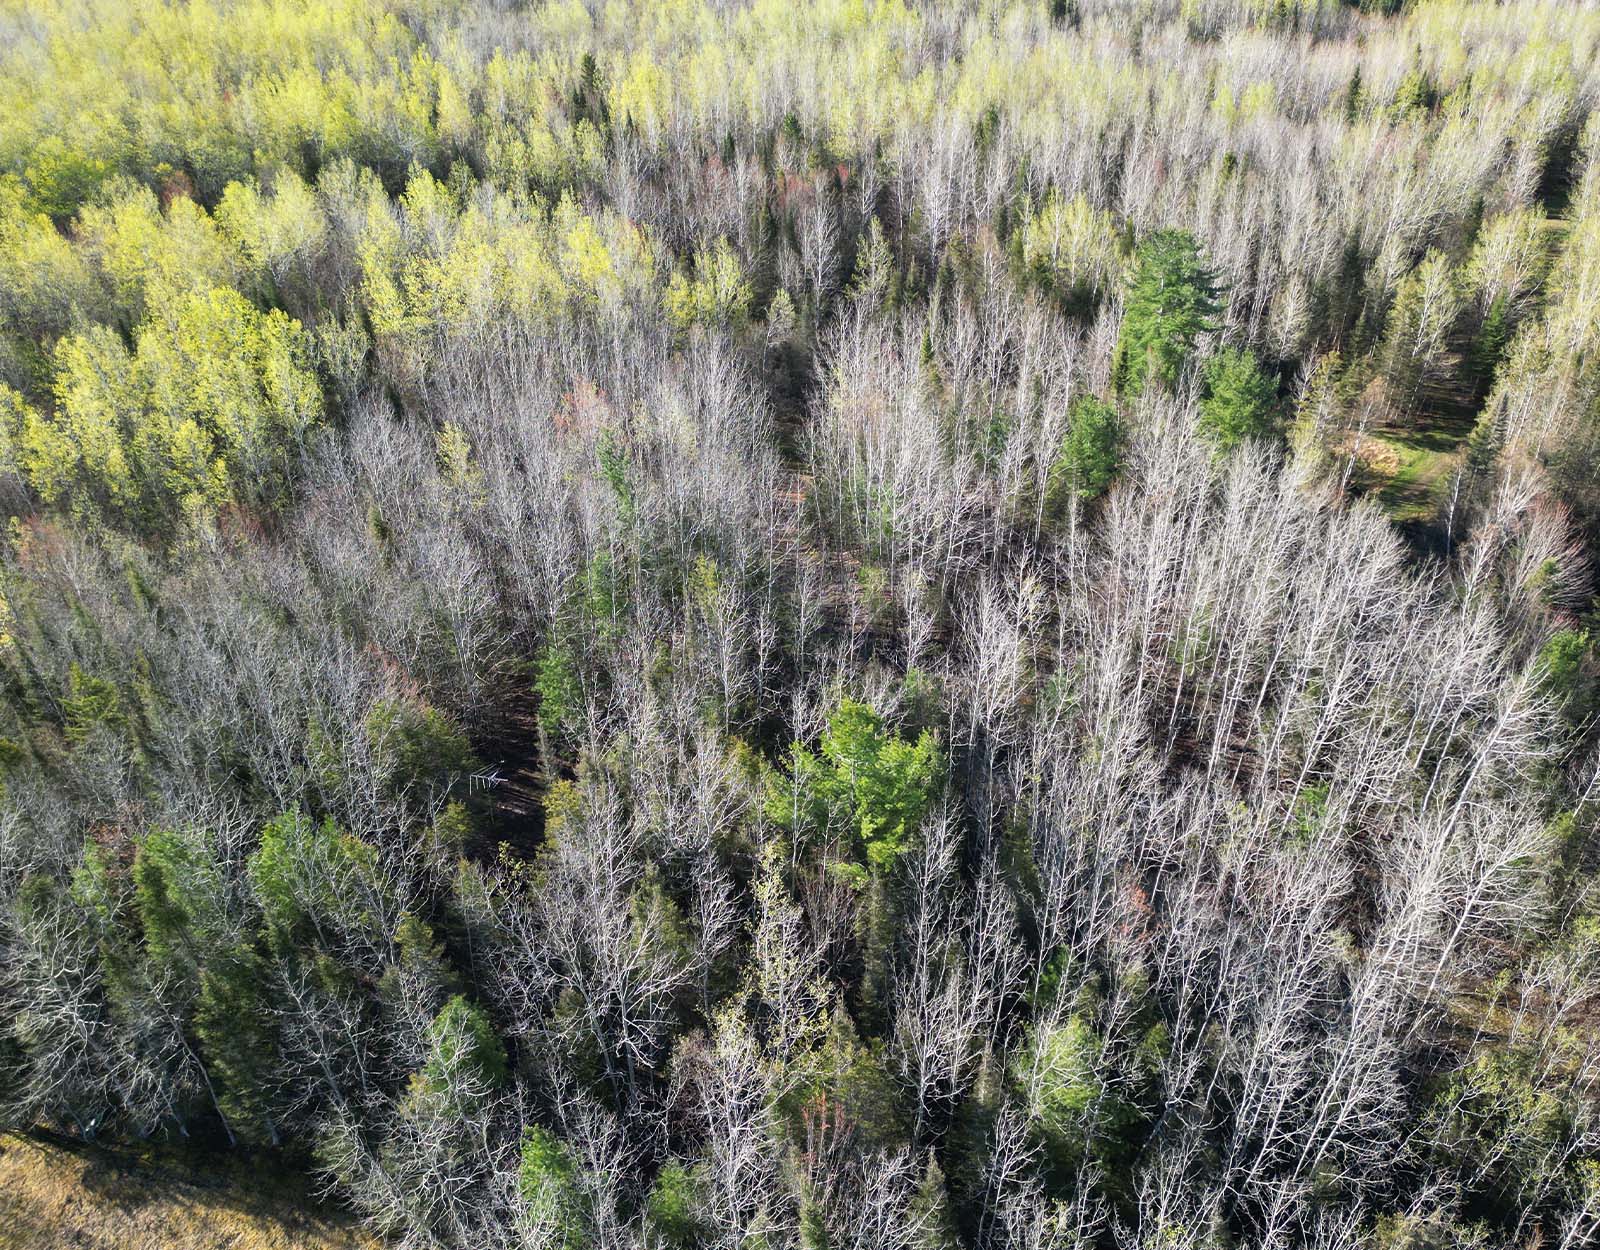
194;946;281;1145
1049;395;1122;507
1198;346;1277;455
1113;230;1221;397
519;1125;585;1249
768;698;944;883
416;994;507;1100
646;1160;709;1249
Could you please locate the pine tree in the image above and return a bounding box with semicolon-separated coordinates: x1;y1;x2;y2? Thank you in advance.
1112;230;1221;397
194;946;281;1145
1198;346;1277;455
1049;395;1122;507
416;994;507;1099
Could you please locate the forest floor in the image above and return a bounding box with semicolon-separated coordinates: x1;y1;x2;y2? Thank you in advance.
1346;356;1482;544
0;1132;373;1250
1357;212;1572;539
1369;428;1464;527
469;692;548;860
1344;422;1465;542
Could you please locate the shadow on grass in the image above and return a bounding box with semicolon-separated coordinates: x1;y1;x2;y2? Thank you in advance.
2;1129;368;1249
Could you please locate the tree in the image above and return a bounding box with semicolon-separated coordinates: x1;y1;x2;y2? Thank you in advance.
768;698;944;883
414;994;507;1102
1113;230;1220;397
645;1160;708;1249
535;638;583;741
131;826;225;979
1049;395;1122;507
193;946;281;1145
247;811;386;960
519;1125;586;1249
1379;250;1464;409
1538;629;1592;721
1198;346;1278;455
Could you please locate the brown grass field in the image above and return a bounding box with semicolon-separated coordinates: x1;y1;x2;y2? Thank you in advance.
0;1132;373;1250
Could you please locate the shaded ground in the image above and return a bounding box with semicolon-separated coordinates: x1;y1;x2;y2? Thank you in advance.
1346;423;1466;539
469;694;547;859
1349;214;1571;540
0;1132;373;1250
1344;349;1482;546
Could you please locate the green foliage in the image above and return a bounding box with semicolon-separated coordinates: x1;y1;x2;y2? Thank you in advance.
1429;1048;1574;1211
195;945;280;1144
1016;1009;1155;1191
1462;408;1503;481
909;1154;961;1250
645;1160;708;1249
1197;346;1277;455
767;697;943;879
1471;294;1513;386
380;911;457;1016
597;431;634;521
1049;395;1122;506
62;662;127;746
1113;230;1220;397
364;696;476;803
68;840;121;930
784;1008;908;1154
1538;628;1592;720
1289;781;1331;847
416;994;508;1099
422;800;472;866
132;827;222;975
631;868;694;972
248;810;380;957
581;550;626;631
519;1125;585;1248
1378;250;1463;407
535;639;583;738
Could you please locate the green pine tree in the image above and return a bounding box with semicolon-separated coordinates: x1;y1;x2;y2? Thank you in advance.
1113;230;1221;397
1049;395;1123;507
1198;346;1277;455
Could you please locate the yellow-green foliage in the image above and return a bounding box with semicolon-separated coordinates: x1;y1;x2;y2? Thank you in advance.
0;381;31;483
0;0;443;207
78;182;237;327
357;172;659;355
0;177;99;339
216;171;328;292
665;239;752;334
0;0;1596;532
1466;207;1551;313
1;0;1596;228
25;288;318;521
1017;191;1122;306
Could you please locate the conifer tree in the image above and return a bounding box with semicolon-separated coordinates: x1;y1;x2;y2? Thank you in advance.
1113;230;1220;397
1198;346;1278;455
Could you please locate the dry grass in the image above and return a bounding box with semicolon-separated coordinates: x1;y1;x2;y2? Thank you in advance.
0;1132;375;1250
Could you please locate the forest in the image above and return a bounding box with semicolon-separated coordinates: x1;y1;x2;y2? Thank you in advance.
0;1;1598;1247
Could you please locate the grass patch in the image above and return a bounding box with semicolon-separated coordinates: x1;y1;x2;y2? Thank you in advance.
1374;437;1450;524
0;1132;373;1250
